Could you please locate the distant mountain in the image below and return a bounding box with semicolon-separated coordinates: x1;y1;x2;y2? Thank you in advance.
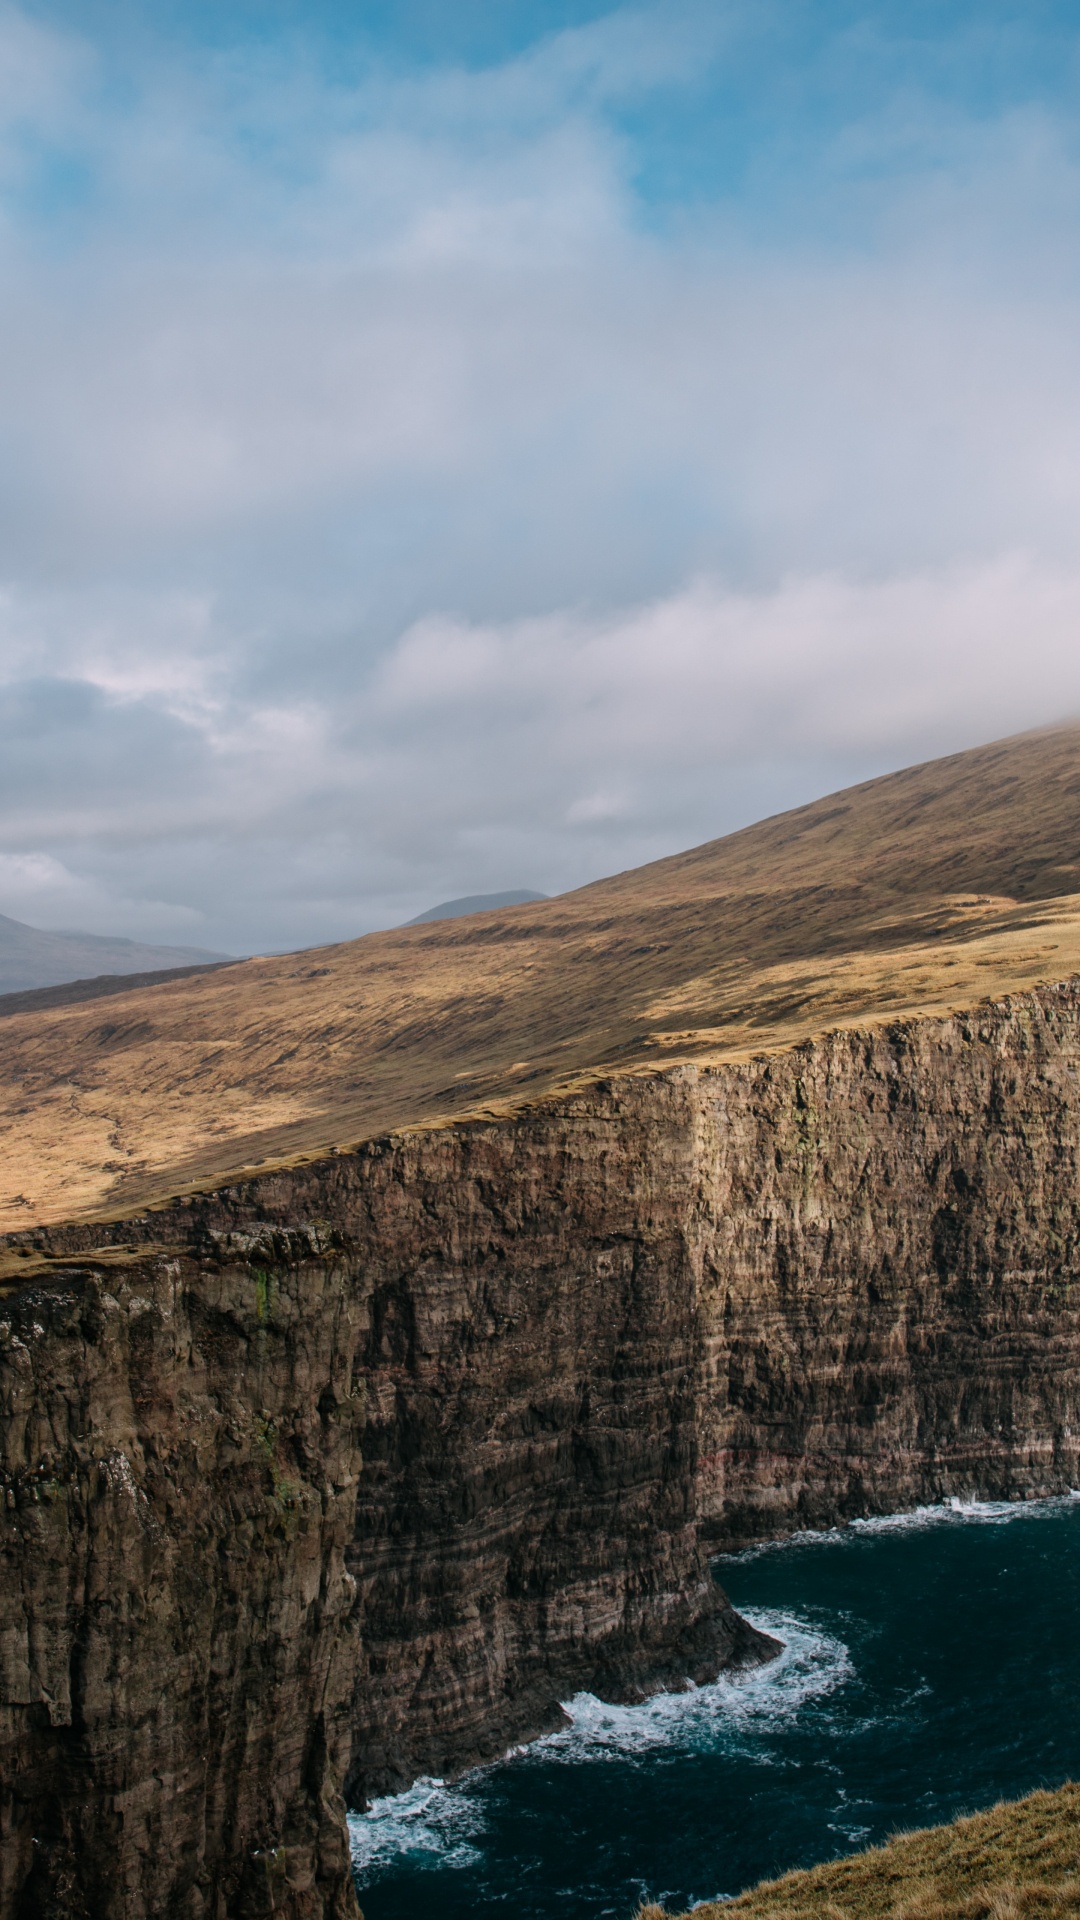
0;912;231;995
405;889;548;927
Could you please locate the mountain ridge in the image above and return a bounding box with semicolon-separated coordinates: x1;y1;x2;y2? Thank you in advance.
0;909;230;996
4;721;1080;1227
404;887;547;924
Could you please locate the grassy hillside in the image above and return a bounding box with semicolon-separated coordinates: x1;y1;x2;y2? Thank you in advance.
641;1781;1080;1920
4;722;1080;1228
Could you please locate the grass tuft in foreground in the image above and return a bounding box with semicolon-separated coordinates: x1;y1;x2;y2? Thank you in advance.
639;1782;1080;1919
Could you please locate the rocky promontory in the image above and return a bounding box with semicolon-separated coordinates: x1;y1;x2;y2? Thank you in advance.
6;976;1080;1913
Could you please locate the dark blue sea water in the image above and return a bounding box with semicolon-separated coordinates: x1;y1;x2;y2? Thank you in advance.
349;1497;1080;1919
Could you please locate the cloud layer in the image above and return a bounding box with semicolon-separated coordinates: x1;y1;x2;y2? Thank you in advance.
3;2;1080;949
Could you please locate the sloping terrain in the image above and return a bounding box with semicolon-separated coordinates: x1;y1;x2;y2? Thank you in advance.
4;722;1080;1229
649;1781;1080;1920
0;910;229;995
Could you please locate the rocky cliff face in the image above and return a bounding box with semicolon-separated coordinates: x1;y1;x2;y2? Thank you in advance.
691;989;1080;1542
6;980;1080;1915
0;1248;364;1920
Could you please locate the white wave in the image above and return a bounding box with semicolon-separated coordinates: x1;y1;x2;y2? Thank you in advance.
348;1776;485;1879
533;1611;852;1764
724;1490;1080;1562
853;1490;1080;1534
348;1611;851;1878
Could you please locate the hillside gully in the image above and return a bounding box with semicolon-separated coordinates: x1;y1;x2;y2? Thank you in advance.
4;982;1080;1917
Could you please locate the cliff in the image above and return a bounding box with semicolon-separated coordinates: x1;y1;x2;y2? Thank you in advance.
6;977;1080;1913
0;1245;364;1920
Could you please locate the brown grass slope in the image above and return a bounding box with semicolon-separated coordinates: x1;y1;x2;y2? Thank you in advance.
642;1781;1080;1920
5;721;1080;1229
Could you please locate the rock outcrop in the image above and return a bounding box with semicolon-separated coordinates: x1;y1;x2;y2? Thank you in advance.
0;1249;364;1920
6;980;1080;1914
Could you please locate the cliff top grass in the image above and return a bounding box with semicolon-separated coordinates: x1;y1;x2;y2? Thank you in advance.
5;721;1080;1228
641;1781;1080;1920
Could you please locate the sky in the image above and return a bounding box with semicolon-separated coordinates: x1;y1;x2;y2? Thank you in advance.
4;1;1080;953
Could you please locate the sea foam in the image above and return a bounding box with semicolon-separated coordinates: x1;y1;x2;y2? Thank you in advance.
348;1776;485;1878
349;1608;850;1880
722;1489;1080;1565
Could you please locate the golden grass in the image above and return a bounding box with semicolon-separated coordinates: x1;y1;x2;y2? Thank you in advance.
5;722;1080;1228
641;1782;1080;1919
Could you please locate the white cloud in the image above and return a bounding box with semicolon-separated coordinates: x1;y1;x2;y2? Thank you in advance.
2;554;1078;948
364;555;1080;834
0;850;80;900
0;848;204;936
0;5;1080;948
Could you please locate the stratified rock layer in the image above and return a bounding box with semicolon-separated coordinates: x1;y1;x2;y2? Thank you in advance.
6;980;1080;1914
0;1252;364;1920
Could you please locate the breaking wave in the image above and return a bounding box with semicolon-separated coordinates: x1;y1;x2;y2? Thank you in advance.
348;1777;486;1878
536;1611;849;1762
723;1490;1080;1564
349;1609;849;1879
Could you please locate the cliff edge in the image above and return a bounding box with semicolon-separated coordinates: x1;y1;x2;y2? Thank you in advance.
5;727;1080;1915
5;722;1080;1231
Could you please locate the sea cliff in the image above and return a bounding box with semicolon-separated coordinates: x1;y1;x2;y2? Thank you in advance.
5;980;1080;1915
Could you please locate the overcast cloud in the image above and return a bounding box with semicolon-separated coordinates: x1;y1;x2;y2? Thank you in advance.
3;1;1080;951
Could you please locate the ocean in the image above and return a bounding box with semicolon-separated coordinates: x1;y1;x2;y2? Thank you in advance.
350;1495;1080;1918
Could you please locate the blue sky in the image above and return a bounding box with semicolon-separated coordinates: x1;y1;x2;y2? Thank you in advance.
16;3;1080;246
3;1;1080;951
